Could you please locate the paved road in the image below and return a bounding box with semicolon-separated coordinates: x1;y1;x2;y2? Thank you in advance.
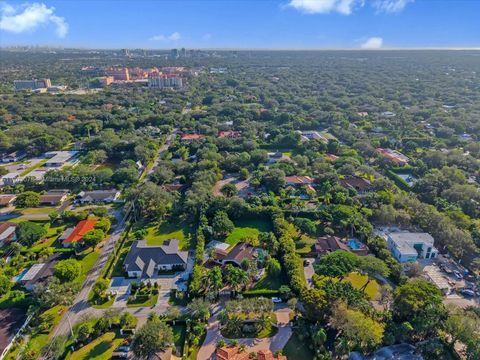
197;305;293;360
51;129;177;338
53;209;126;337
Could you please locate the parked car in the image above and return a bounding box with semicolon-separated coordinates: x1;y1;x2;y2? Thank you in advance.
116;346;130;353
112;352;128;359
460;289;475;297
453;270;463;279
272;297;282;303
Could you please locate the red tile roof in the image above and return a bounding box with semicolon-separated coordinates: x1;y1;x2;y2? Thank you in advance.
62;219;97;245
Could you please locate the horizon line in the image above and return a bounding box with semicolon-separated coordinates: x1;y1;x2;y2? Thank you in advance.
1;46;480;51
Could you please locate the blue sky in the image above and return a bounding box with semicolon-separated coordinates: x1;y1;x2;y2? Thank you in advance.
0;0;479;49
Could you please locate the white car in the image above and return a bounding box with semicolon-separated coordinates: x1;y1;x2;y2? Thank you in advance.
271;297;282;303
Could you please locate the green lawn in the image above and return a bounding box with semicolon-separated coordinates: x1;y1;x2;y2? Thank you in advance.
172;324;186;356
344;272;381;300
111;239;133;277
126;293;159;308
19;159;48;176
89;294;116;309
4;306;66;360
74;250;100;285
141;221;194;250
283;331;314;360
19;207;57;216
221;315;278;339
252;270;288;291
295;235;316;254
225;218;272;248
30;224;65;252
66;332;124;360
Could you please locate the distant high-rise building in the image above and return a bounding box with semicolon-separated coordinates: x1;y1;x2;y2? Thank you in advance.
122;48;130;57
148;74;183;89
170;48;179;59
180;48;187;58
14;78;51;91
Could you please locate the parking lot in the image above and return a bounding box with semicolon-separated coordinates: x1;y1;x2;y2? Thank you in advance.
422;257;479;307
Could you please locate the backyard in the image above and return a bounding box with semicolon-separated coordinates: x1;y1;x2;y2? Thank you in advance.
225;218;272;248
136;221;194;250
343;272;381;300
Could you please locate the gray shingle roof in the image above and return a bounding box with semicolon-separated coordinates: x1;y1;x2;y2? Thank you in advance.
124;240;188;277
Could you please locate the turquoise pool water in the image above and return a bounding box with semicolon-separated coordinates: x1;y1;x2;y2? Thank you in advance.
347;239;363;250
13;269;28;283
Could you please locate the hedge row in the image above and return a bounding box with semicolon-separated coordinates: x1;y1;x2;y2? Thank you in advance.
272;214;307;295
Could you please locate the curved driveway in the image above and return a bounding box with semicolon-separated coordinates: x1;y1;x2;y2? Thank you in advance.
197;305;292;360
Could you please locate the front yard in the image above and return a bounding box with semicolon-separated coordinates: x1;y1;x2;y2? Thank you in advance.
126;283;159;308
66;331;124;360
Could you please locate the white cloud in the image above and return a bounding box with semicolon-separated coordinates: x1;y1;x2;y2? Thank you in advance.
0;2;68;37
202;33;212;41
150;32;181;41
360;37;383;49
373;0;414;13
287;0;363;15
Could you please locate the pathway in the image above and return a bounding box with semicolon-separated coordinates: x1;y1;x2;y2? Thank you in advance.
197;305;293;360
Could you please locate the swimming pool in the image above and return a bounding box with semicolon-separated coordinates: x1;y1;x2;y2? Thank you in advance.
13;269;28;283
347;239;363;250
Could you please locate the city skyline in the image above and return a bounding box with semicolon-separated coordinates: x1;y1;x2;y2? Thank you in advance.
1;0;480;49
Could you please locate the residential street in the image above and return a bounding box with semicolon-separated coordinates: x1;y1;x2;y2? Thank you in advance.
51;130;177;337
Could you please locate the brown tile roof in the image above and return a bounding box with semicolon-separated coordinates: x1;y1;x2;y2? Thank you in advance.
0;195;16;206
315;235;349;254
224;242;256;263
339;176;372;192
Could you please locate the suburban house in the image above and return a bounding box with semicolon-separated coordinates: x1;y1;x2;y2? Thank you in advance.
214;242;257;267
315;235;368;257
339;176;373;194
180;134;205;142
61;219;97;247
285;175;314;187
44;151;79;168
385;232;438;263
0;195;16;207
1;173;21;186
217;346;286;360
39;190;69;206
376;148;409;166
18;253;65;291
296;130;323;142
76;189;120;204
267;152;293;164
123;239;188;278
0;222;16;247
1;151;26;163
218;131;242;138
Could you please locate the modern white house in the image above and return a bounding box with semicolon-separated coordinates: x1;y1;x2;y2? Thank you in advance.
386;232;438;263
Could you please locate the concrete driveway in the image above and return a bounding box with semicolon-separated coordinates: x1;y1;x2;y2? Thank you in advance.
303;257;316;288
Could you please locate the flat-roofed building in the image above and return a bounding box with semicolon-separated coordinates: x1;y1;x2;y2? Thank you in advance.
386;232;438;263
44;151;78;168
